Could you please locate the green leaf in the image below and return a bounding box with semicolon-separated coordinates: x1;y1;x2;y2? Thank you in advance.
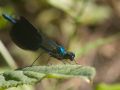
0;65;95;89
96;83;120;90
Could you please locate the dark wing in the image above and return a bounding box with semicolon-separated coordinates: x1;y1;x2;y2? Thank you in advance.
10;16;59;52
10;17;43;51
37;29;59;52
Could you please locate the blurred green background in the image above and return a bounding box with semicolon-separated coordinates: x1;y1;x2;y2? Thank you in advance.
0;0;120;90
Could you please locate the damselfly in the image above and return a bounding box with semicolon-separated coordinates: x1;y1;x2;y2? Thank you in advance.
2;14;75;64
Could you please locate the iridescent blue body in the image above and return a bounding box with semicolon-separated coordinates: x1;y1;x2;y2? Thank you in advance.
2;14;75;61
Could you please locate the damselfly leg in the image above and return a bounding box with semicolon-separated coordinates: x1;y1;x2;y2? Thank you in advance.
30;53;43;66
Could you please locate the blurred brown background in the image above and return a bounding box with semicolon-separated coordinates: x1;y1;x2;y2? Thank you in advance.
0;0;120;90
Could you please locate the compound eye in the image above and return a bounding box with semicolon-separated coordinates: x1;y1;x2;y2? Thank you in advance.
66;52;75;61
70;53;75;61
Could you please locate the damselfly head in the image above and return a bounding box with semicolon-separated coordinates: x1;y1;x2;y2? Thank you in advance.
65;52;75;61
